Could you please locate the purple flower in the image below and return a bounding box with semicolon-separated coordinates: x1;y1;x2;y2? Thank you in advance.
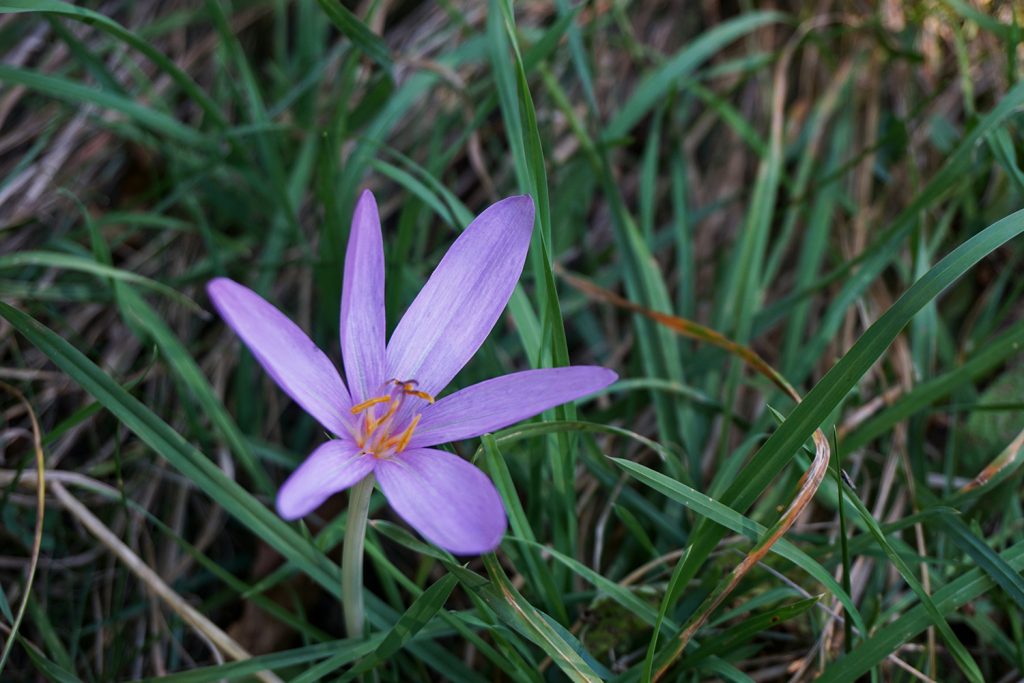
208;191;617;554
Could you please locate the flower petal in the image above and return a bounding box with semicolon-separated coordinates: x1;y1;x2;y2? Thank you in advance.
375;448;506;554
386;195;534;397
208;277;350;435
340;190;387;403
410;366;617;448
276;440;374;519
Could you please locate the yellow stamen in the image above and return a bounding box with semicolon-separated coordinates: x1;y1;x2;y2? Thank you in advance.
351;395;390;414
351;380;433;458
366;399;400;434
391;414;421;453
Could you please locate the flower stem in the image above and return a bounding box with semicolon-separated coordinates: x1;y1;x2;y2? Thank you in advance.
342;474;374;639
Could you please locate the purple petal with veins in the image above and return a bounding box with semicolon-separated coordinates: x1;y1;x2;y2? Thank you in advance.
340;189;387;404
207;277;350;436
409;366;617;449
276;440;374;520
385;195;534;398
375;448;506;555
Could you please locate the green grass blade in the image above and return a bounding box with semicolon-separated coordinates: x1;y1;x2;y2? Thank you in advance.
0;251;203;314
115;286;273;493
141;638;381;682
491;0;579;592
515;538;674;630
0;0;226;126
603;11;786;141
338;574;458;682
676;207;1024;603
844;487;984;681
678;596;819;668
447;556;604;683
932;511;1024;612
613;457;867;635
736;206;1024;504
817;542;1024;683
844;319;1024;452
482;435;568;623
314;0;393;76
0;302;342;596
0;64;207;146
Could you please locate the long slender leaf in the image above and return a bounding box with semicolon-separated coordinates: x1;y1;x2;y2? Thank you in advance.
818;542;1024;682
314;0;393;75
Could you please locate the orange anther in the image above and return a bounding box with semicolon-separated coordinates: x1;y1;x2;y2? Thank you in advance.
392;414;422;453
352;379;432;458
351;395;390;414
405;389;435;404
366;399;400;434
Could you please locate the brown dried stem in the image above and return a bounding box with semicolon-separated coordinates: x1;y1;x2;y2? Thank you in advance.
0;382;45;674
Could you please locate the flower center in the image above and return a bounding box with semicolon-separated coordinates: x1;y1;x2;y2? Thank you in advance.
350;379;434;459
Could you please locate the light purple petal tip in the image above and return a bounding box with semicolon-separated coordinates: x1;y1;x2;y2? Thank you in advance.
375;448;507;555
207;278;350;436
340;190;387;403
410;366;617;448
386;195;535;397
276;440;374;519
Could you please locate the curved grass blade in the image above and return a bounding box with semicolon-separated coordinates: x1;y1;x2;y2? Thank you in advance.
930;510;1024;612
446;556;604;683
314;0;393;76
724;205;1024;515
613;457;866;637
115;286;272;493
0;0;225;126
843;320;1024;452
490;0;578;582
0;65;207;146
643;206;1024;646
678;596;819;669
843;488;984;681
559;268;831;678
0;302;341;596
139;637;380;683
0;384;45;676
513;538;673;631
955;428;1024;499
0;251;204;314
15;638;81;683
603;11;786;141
485;419;678;466
337;575;458;682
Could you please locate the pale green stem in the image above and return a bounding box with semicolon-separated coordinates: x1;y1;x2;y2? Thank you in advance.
342;474;374;639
